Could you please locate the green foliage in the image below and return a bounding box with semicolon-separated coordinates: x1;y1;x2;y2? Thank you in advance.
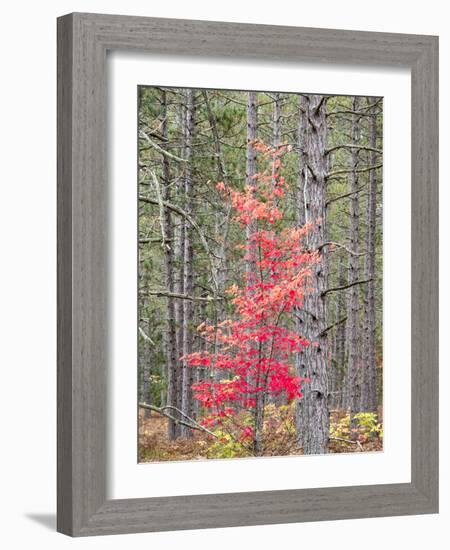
330;412;383;441
205;410;253;459
147;373;165;408
330;414;351;439
353;412;383;438
140;447;170;462
206;429;251;459
206;403;300;458
263;403;296;435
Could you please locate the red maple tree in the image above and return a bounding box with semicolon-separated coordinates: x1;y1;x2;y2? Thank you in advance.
183;141;317;453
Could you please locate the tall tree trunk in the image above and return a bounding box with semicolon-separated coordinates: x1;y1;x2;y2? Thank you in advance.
160;90;179;440
173;95;186;438
295;95;308;446
245;91;264;454
193;298;207;418
329;267;346;412
181;89;196;437
361;98;379;413
272;93;281;187
203;90;226;182
203;90;229;383
269;93;283;408
333;260;347;410
301;94;329;455
174;217;184;437
345;97;361;431
246;91;258;219
142;319;152;419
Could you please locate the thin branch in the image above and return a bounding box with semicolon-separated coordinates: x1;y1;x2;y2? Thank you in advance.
139;237;174;244
139;402;218;437
139;130;187;163
319;316;347;337
305;162;318;182
143;289;224;302
202;90;227;180
322;278;373;297
326;144;382;155
326;184;367;206
144;166;169;250
294;309;317;322
138;327;156;346
330;436;363;451
139;128;167;142
139;195;219;290
317;241;365;257
326;99;382;118
314;96;326;115
215;91;247;106
327;163;382;179
327;110;378;118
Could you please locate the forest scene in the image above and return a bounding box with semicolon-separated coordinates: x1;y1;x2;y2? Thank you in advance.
138;87;383;462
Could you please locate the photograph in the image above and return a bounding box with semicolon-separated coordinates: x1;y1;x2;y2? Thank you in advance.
138;86;383;462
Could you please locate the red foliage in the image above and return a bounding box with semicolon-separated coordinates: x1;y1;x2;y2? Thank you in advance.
182;141;317;445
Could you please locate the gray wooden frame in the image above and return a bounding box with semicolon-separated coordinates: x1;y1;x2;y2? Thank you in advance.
57;12;438;537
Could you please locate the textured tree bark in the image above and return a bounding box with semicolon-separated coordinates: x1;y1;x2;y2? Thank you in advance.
173;95;186;438
246;91;258;226
361;98;379;413
140;320;152;419
271;92;284;408
333;260;347;410
345;96;361;432
160;90;179;440
203;90;230;383
193;298;207;418
181;89;196;437
271;93;281;188
203;90;226;182
295;95;308;446
174;216;184;438
300;95;330;455
245;91;264;454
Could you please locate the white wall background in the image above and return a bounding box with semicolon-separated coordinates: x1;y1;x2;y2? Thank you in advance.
0;1;446;548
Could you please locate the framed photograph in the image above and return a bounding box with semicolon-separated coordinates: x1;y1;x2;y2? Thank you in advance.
57;13;438;536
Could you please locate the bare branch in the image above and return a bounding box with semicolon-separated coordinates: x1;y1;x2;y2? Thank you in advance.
202;90;227;180
139;130;187;163
319;316;347;337
139;237;174;244
326;184;367;206
139;194;219;290
142;289;224;302
330;436;363;451
143;166;169;250
139;402;218;437
322;278;373;297
317;241;365;257
314;96;326;115
326;144;382;155
215;91;247;106
327;163;382;179
139;327;156;346
327;99;382;118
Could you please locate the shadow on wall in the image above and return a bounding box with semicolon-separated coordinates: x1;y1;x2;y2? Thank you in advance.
25;513;56;531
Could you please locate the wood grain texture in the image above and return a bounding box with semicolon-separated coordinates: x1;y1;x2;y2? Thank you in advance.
57;13;74;535
57;12;439;536
410;37;439;506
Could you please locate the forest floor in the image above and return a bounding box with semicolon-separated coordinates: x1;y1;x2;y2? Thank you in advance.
138;407;383;462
